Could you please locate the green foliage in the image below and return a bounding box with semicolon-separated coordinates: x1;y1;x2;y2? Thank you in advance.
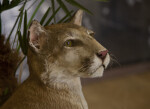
44;6;61;26
95;0;109;2
65;0;92;14
57;0;70;14
40;7;51;25
57;10;73;23
0;13;1;35
50;0;56;22
0;0;25;13
27;0;44;28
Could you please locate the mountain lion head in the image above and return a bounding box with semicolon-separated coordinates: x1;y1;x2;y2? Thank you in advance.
27;10;110;84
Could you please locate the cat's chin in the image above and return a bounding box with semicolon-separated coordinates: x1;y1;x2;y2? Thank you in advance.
79;66;104;78
89;66;104;78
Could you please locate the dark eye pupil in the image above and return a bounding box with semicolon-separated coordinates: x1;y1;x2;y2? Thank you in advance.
67;41;70;45
64;40;73;47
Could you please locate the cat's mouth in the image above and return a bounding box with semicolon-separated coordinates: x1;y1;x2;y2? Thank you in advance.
93;65;105;73
102;64;106;69
87;65;104;77
86;54;110;78
77;62;106;78
89;64;104;74
77;54;110;78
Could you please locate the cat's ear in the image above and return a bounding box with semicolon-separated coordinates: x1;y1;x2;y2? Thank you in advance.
70;9;83;26
28;20;46;53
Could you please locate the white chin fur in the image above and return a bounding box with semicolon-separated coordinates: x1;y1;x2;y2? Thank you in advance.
103;54;110;69
90;66;104;78
87;55;104;78
87;54;110;78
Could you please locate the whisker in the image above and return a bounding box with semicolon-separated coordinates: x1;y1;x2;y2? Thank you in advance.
78;60;92;72
109;53;121;67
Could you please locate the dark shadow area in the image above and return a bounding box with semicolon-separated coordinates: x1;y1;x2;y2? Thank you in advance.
97;0;150;64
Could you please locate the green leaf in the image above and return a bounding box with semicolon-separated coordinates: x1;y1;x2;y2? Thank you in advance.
44;6;61;26
51;0;56;23
17;30;26;55
27;0;44;28
17;44;21;52
16;10;28;55
65;0;92;14
18;11;24;30
27;0;38;11
14;56;26;75
12;9;24;48
6;12;21;42
0;13;1;35
95;0;109;2
63;11;76;23
23;10;28;55
7;1;27;42
12;1;27;48
19;1;25;11
0;0;24;13
56;0;70;14
17;31;24;53
57;10;73;23
40;7;51;25
23;10;27;41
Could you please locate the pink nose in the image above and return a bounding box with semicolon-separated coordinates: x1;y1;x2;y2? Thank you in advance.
97;50;108;59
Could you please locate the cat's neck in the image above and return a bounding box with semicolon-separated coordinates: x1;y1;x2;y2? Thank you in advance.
39;70;88;109
40;70;81;93
28;62;88;109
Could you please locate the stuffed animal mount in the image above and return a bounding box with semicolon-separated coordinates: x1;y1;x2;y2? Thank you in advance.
1;10;110;109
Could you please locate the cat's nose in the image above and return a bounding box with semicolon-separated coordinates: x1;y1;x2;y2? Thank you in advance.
97;50;108;59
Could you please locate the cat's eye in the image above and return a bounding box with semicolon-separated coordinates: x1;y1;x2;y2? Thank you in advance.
64;40;73;47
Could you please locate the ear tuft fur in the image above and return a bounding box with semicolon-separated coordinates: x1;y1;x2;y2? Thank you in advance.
70;9;83;26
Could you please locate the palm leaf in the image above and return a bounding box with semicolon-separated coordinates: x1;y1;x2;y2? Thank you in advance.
12;9;24;48
51;0;56;23
7;1;27;43
6;12;21;42
27;0;38;11
22;10;28;55
40;7;51;25
17;31;24;53
56;0;70;14
27;0;44;28
0;13;2;35
95;0;109;1
57;10;73;23
65;0;92;14
13;56;26;76
44;6;61;26
0;0;24;13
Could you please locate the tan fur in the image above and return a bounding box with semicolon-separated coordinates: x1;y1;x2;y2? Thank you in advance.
1;10;110;109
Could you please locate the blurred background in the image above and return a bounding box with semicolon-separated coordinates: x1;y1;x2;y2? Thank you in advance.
1;0;150;109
